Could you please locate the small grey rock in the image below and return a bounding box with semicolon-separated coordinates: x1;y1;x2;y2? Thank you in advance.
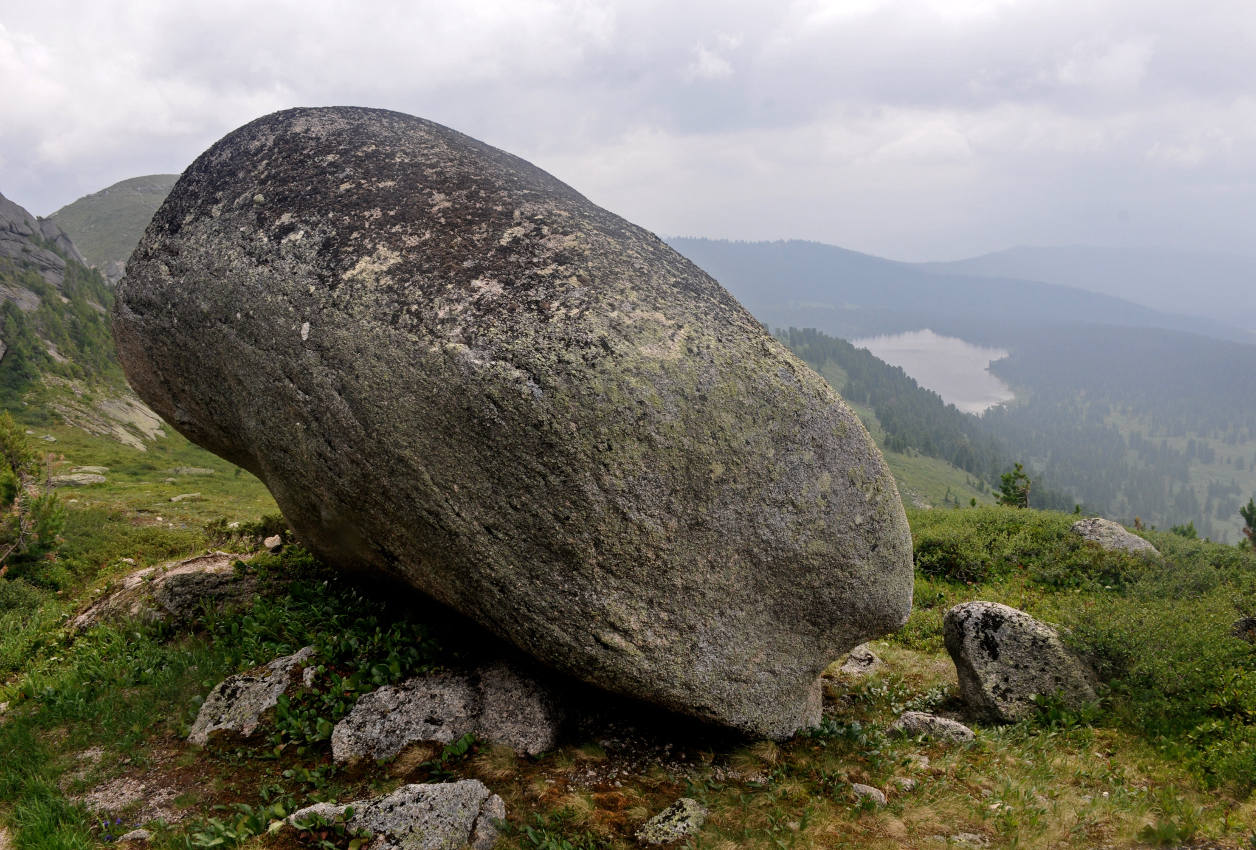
118;829;152;843
331;673;479;764
263;534;282;551
892;776;917;791
850;783;886;806
170;466;215;475
636;798;707;845
1070;517;1158;555
950;833;988;847
286;780;504;850
189;646;315;745
944;601;1096;723
889;711;975;743
170;493;202;502
476;661;564;755
838;644;882;677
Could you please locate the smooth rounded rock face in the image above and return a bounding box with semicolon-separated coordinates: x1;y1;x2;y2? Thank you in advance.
114;106;914;738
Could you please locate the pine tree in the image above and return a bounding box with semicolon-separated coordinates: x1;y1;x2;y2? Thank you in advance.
995;463;1031;509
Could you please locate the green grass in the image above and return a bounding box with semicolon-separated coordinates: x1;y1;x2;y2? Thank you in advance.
4;427;1256;850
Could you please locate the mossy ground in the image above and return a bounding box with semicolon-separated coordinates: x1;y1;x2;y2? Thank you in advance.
2;427;1255;849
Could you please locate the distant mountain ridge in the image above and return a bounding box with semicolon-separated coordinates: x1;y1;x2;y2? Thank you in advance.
48;174;179;283
668;238;1250;346
917;244;1256;341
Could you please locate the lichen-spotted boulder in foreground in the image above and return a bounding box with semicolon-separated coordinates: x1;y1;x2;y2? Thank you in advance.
114;106;913;738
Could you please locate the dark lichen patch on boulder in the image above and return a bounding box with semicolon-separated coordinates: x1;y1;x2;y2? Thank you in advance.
114;106;913;739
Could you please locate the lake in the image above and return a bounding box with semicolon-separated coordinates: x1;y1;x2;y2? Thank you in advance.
850;329;1015;415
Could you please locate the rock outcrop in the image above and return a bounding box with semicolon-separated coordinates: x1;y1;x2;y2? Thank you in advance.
287;781;504;850
1070;517;1158;556
114;106;914;739
73;552;255;631
188;646;315;745
943;602;1096;723
1;191;87;289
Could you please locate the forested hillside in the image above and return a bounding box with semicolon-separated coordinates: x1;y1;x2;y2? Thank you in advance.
675;240;1256;540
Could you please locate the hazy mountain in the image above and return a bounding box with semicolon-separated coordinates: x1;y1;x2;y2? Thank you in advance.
669;237;1256;540
917;245;1256;341
47;174;178;283
668;238;1247;345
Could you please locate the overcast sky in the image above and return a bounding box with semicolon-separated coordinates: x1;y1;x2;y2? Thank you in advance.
3;0;1254;261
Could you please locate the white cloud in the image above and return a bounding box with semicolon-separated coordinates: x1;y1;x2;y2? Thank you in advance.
687;43;735;80
2;0;1256;261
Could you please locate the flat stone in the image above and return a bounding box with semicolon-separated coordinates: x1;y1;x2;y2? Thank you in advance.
72;552;254;630
889;711;975;743
636;798;707;845
851;783;886;806
170;492;202;502
189;646;315;745
52;473;105;487
287;780;504;850
118;829;152;843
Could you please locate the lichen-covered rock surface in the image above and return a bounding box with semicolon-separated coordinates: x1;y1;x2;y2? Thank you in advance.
636;798;708;845
943;602;1096;723
114;106;913;738
188;646;315;745
287;780;504;850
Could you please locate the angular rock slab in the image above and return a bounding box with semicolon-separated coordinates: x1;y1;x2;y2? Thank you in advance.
188;646;315;745
114;106;913;739
943;602;1095;723
1070;517;1158;556
287;780;504;850
332;662;563;763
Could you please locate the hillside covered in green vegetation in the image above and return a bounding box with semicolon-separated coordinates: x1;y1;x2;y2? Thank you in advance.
47;175;179;283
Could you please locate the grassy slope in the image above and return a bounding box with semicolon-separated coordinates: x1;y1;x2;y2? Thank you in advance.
47;175;178;271
4;418;1256;850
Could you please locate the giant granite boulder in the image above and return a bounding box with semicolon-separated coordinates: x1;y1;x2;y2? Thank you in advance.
113;106;913;738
